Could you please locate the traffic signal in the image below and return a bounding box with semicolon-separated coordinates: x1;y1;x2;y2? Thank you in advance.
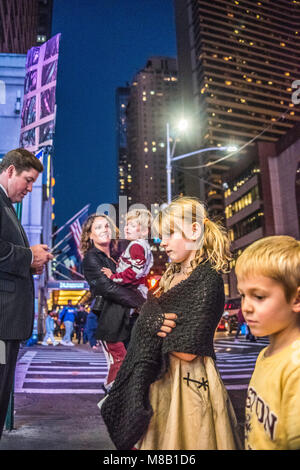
148;275;161;290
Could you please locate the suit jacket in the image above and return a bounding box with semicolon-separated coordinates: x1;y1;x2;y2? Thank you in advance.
82;247;146;343
0;187;34;340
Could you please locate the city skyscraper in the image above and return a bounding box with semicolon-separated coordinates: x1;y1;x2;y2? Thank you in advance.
126;56;179;208
174;0;300;303
116;86;131;199
174;0;300;216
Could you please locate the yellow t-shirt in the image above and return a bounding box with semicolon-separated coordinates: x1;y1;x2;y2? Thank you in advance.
245;339;300;450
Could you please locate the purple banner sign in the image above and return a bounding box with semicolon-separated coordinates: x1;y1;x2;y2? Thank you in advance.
20;34;61;152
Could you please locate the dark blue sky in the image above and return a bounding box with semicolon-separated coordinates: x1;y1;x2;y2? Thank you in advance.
51;0;177;227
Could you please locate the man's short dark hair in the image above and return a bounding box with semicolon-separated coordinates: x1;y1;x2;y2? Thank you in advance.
0;148;44;175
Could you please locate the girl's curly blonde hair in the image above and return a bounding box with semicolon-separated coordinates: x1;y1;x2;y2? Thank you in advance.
80;213;119;257
153;197;231;293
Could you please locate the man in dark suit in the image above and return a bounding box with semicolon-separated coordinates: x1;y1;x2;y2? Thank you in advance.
0;148;53;438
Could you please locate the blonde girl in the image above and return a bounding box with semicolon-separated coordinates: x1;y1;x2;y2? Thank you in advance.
101;197;241;450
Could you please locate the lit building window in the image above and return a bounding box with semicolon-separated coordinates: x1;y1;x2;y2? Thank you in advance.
37;35;47;43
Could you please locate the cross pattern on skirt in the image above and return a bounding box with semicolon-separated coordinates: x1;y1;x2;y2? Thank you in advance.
183;372;209;391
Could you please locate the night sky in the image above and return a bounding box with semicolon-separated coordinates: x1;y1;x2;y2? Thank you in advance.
51;0;177;227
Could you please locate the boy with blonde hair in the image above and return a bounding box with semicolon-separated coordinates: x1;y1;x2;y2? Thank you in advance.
102;209;154;298
235;236;300;450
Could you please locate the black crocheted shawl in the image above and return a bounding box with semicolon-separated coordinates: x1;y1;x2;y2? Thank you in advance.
101;262;225;450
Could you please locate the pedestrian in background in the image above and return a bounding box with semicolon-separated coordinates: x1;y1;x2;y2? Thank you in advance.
41;310;59;346
236;236;300;450
75;304;88;344
58;299;77;346
85;309;99;351
234;308;245;341
0;148;53;438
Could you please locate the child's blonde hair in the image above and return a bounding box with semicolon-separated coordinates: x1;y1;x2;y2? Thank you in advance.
153;197;231;293
235;236;300;302
126;208;153;234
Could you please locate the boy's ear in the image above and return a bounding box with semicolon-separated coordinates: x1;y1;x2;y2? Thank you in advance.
292;287;300;313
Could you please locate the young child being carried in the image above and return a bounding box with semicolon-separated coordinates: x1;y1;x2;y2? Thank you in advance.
235;236;300;450
101;209;154;299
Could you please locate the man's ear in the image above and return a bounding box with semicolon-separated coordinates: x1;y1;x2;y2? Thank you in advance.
292;287;300;313
6;165;16;178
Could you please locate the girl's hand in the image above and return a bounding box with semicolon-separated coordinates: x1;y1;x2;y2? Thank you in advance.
157;313;177;338
101;267;113;278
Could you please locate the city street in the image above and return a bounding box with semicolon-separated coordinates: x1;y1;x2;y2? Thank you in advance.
0;333;268;450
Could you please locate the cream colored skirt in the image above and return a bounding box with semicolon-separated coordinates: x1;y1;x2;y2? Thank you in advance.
136;355;242;450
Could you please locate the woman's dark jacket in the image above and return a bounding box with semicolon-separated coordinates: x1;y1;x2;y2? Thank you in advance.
82;246;145;343
101;262;225;450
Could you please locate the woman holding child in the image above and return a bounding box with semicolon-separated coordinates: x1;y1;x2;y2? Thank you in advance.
80;213;146;392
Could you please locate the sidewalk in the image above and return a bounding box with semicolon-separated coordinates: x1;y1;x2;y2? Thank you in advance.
0;341;115;450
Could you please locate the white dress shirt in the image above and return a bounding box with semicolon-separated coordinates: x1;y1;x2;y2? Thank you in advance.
0;183;34;263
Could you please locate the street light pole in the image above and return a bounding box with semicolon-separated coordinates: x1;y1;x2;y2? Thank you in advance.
166;122;172;205
166;121;237;203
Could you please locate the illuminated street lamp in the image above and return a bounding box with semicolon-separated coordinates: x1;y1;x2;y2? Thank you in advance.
166;121;238;204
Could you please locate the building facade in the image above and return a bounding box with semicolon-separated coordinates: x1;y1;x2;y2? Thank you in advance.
173;0;300;216
37;0;53;45
0;53;26;159
126;56;179;208
116;86;132;199
0;0;53;53
225;122;300;300
0;0;37;53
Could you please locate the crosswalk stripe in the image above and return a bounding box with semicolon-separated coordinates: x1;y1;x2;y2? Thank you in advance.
23;378;105;383
19;389;104;394
26;371;107;375
213;336;268;390
28;366;105;370
16;337;269;394
16;348;108;394
226;384;249;390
